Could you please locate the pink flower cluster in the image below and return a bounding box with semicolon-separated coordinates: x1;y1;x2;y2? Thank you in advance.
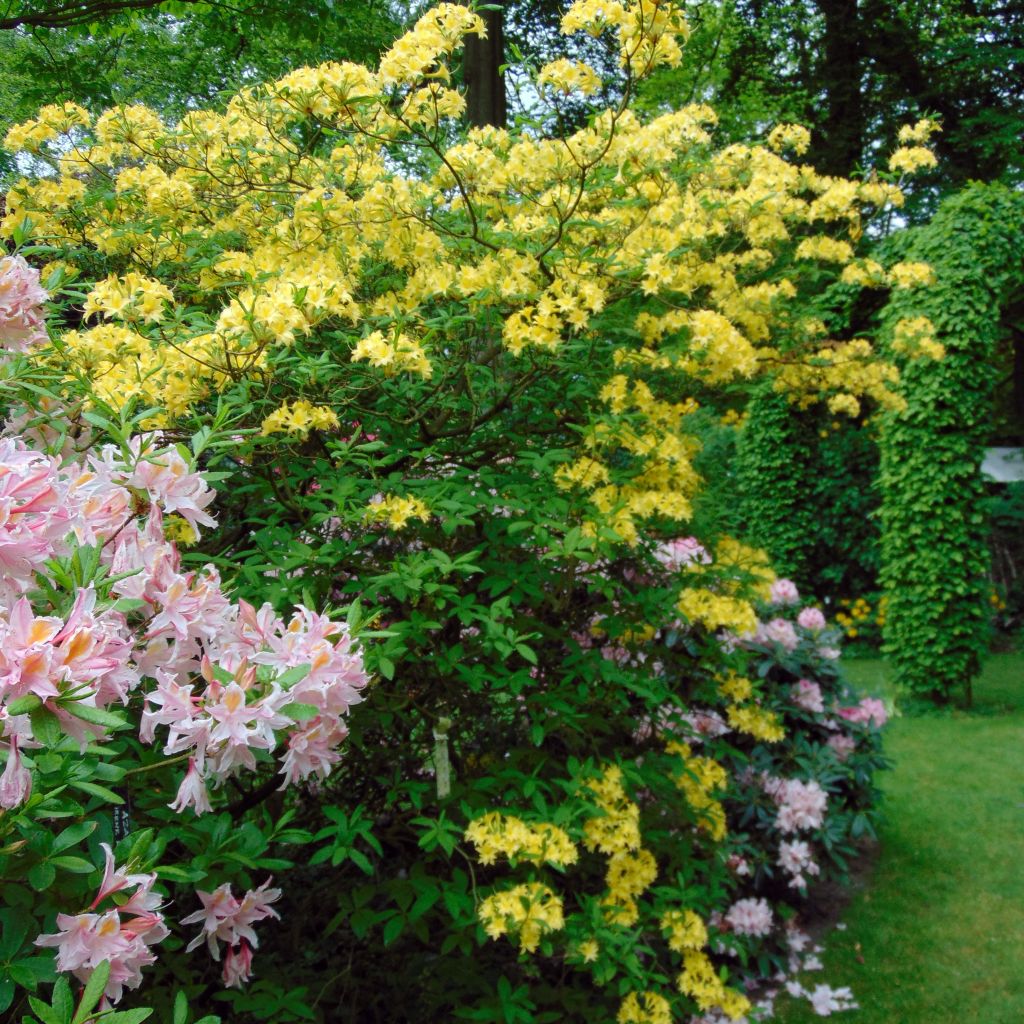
797;606;827;632
0;430;369;812
0;255;48;353
826;733;857;761
838;697;887;729
142;600;368;806
790;679;825;714
654;536;711;571
181;879;281;988
35;845;168;1002
769;578;800;605
724;897;773;937
755;617;799;652
778;839;821;890
763;777;829;834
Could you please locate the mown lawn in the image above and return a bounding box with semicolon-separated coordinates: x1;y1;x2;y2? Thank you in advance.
777;654;1024;1023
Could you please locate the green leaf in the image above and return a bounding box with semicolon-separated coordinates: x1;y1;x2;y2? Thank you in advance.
50;855;96;873
68;780;124;804
59;702;128;731
6;694;42;716
28;861;56;891
276;664;311;689
382;914;405;947
72;960;110;1024
29;706;63;748
281;702;319;721
52;820;98;854
94;1010;153;1024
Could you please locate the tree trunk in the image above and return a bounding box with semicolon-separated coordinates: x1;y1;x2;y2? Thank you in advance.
814;0;864;176
463;2;506;128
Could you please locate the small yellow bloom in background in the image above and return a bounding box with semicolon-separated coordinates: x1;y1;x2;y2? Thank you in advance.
576;938;600;963
892;316;945;360
537;58;603;96
889;145;938;175
352;330;433;378
827;393;861;418
163;515;199;546
766;123;811;156
260;399;340;438
898;118;941;145
554;455;610;491
364;494;431;530
888;261;935;289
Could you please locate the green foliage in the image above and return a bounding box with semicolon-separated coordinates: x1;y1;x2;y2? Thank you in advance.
878;183;1024;701
736;389;881;599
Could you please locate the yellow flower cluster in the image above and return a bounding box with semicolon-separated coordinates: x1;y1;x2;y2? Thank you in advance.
617;990;672;1024
726;704;786;743
478;882;565;953
666;741;728;840
677;590;758;636
888;261;935;289
351;331;433;378
582;766;642;854
836;594;888;636
464;812;578;868
717;672;753;702
562;0;690;73
378;3;484;87
892;316;945;360
659;900;751;1019
603;848;658;926
889;146;938;175
678;951;751;1019
364;495;431;529
537;58;603;96
774;339;903;413
898;118;941;145
766;123;811;156
3;101;89;151
554;455;610;490
795;236;854;264
83;272;175;324
260;399;340;437
661;908;708;952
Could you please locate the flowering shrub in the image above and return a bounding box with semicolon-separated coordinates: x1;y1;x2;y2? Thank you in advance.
0;1;923;1020
0;260;369;1017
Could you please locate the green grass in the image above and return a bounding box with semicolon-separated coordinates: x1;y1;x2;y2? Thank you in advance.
777;654;1024;1024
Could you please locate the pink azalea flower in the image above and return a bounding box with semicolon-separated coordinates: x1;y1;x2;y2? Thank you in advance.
35;849;167;1003
182;879;281;977
222;940;254;988
0;736;31;808
0;255;49;353
169;758;212;815
654;536;711;571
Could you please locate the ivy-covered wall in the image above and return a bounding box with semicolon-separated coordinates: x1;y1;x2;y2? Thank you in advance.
879;183;1024;702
